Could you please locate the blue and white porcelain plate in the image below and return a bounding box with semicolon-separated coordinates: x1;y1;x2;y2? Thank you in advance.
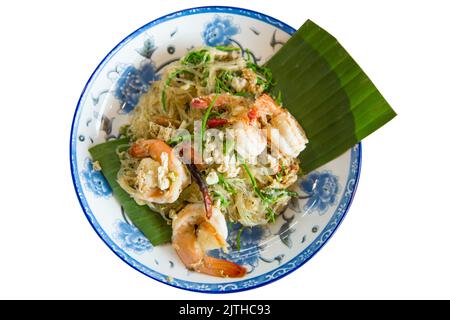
70;6;361;293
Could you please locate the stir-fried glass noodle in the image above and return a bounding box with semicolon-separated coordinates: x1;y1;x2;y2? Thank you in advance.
116;46;308;277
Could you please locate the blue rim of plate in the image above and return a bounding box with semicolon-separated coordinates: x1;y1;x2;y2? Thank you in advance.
70;5;362;293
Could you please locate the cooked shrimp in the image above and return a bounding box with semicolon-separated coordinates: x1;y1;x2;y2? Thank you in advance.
232;120;266;160
129;139;190;204
250;94;308;157
172;203;246;278
189;93;307;158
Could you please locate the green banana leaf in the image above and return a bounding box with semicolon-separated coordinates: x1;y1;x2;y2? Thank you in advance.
89;138;172;245
266;20;396;173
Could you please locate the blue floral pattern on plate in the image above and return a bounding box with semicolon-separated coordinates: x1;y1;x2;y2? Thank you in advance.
136;38;157;59
210;224;269;271
81;158;112;197
202;15;240;46
114;221;153;254
114;62;159;113
300;171;340;214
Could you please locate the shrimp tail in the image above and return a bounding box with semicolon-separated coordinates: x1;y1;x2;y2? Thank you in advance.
196;256;247;278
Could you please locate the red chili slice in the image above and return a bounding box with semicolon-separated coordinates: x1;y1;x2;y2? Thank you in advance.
207;118;229;128
247;107;258;121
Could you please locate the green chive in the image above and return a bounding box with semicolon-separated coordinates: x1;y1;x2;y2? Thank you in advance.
201;94;218;144
241;159;297;223
262;188;299;203
266;207;276;223
245;48;252;62
241;162;266;201
272;91;283;105
181;49;210;65
234;92;251;97
209;111;222;118
236;226;245;251
215;70;236;94
217;173;236;194
212;190;230;207
167;133;192;146
215;46;241;52
223;139;234;155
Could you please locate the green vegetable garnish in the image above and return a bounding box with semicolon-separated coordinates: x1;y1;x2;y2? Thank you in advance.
201;94;218;144
236;226;245;251
234;92;251;98
241;161;297;223
223;139;234;155
217;173;237;194
201;69;210;87
215;46;241;52
212;190;230;207
209;110;222;118
215;77;232;93
241;162;267;202
276;173;282;181
181;49;210;65
266;207;276;223
276;163;286;181
272;91;283;105
215;70;239;94
245;48;252;62
246;61;274;92
167;133;193;146
161;69;193;112
262;188;298;203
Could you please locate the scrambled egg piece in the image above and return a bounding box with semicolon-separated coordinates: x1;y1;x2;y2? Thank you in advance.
136;152;171;193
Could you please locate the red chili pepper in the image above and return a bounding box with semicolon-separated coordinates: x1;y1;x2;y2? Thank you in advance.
186;164;213;219
207;118;229;128
247;107;258;121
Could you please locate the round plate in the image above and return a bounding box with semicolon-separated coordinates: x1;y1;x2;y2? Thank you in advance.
70;6;361;293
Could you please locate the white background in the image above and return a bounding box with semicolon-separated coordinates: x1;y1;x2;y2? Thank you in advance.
1;0;449;300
